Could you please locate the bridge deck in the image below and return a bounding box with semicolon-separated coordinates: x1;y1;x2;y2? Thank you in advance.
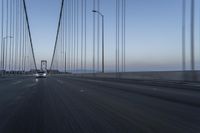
0;76;200;133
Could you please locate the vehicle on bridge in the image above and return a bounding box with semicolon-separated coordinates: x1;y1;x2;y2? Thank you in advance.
35;71;47;78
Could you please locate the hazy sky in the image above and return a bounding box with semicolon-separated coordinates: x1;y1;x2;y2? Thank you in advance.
25;0;200;71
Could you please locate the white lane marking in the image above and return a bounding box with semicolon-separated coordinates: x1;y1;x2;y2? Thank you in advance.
57;80;64;84
35;79;39;83
80;88;88;93
153;88;158;91
25;83;36;88
16;95;22;100
185;83;200;87
12;81;22;85
80;89;85;93
78;78;104;83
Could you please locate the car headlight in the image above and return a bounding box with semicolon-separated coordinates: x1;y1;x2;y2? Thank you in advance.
36;74;39;76
43;73;47;76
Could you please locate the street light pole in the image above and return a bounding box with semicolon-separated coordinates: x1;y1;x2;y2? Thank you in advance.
191;0;195;71
102;15;104;73
2;36;13;75
92;10;104;73
182;0;186;71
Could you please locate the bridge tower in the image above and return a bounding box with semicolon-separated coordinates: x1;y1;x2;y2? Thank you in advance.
41;60;47;72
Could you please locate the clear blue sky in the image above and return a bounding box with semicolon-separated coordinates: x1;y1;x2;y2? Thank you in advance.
26;0;200;71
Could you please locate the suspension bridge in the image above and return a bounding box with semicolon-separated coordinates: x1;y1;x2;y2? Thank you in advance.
0;0;37;76
0;0;200;133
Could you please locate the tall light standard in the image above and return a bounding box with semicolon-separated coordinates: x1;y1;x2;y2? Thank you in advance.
190;0;196;81
2;36;13;75
92;10;104;73
191;0;195;71
182;0;186;71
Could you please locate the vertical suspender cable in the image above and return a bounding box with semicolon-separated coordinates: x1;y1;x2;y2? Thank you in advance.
118;0;120;73
62;1;64;72
15;0;19;73
73;0;76;72
77;0;79;72
60;6;63;71
71;0;73;72
60;18;63;71
1;0;4;72
5;0;8;72
97;0;100;72
73;0;75;71
182;0;186;71
19;0;22;72
121;0;126;72
22;1;25;72
68;0;71;72
81;0;83;72
122;0;124;72
24;22;27;71
62;6;64;71
63;4;65;72
123;0;126;72
64;0;67;73
76;0;79;72
116;0;119;74
118;0;119;73
116;0;117;73
11;0;15;71
22;0;24;72
84;0;87;73
72;0;74;72
93;0;96;73
9;0;12;72
70;0;72;72
63;3;66;72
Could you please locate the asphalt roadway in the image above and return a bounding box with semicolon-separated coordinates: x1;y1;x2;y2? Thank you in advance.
0;75;200;133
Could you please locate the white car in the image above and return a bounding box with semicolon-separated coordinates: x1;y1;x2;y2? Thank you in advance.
35;71;47;78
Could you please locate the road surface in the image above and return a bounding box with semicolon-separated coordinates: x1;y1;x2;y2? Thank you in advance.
0;75;200;133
